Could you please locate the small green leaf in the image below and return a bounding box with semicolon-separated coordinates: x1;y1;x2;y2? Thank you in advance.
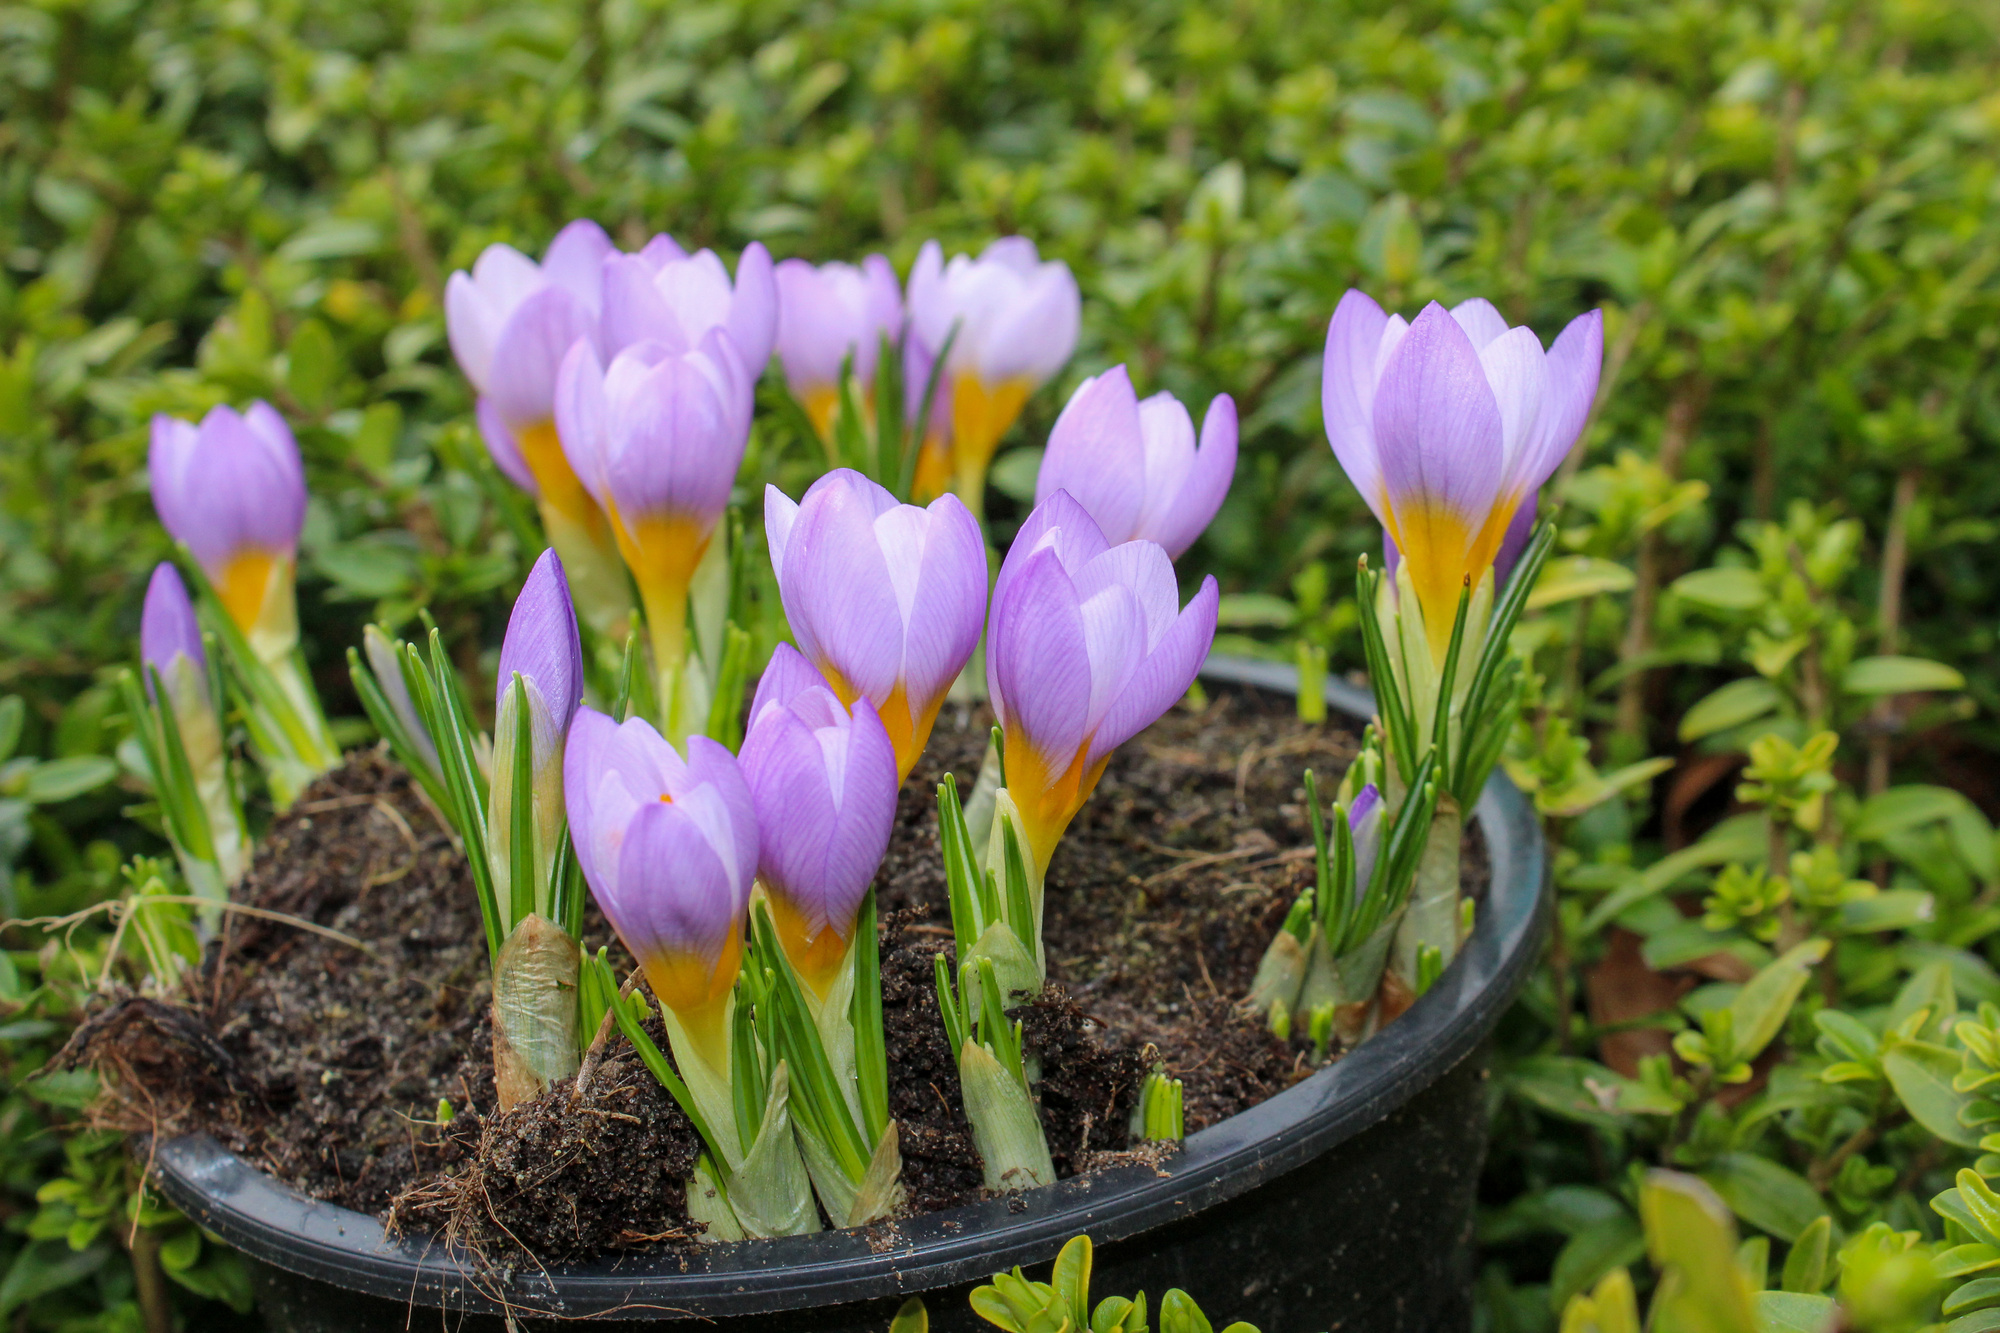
1781;1214;1833;1293
286;317;338;412
1842;655;1965;696
0;1241;108;1315
888;1297;929;1333
1754;1290;1838;1333
1883;1041;1981;1147
1672;566;1767;611
0;696;22;762
1679;678;1783;742
1549;1213;1645;1310
22;755;117;804
1527;555;1635;610
1638;1172;1759;1333
1698;1153;1827;1242
1051;1235;1092;1331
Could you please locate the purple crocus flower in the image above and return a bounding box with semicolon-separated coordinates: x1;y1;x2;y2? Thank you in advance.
564;707;758;1056
445;219;614;494
773;255;902;441
904;237;1079;506
599;236;777;371
738;644;899;1000
1034;365;1238;559
140;563;205;694
555;329;754;675
764;469;987;781
1322;291;1600;659
986;491;1219;872
148;402;307;645
1348;783;1382;896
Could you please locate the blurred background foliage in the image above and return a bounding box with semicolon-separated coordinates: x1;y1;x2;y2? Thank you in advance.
2;0;1999;1328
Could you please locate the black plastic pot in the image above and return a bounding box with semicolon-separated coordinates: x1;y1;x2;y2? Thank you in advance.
151;657;1549;1332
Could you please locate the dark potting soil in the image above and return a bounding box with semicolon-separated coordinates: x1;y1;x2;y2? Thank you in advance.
83;684;1489;1263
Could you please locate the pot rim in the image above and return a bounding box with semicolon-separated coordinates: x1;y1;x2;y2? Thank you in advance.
149;654;1550;1319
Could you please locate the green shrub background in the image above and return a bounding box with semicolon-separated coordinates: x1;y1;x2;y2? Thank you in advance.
2;0;1998;1327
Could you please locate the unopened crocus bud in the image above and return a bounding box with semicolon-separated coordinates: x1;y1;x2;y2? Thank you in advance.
565;707;758;1072
445;220;633;637
148;402;306;664
774;255;903;443
600;237;777;370
1034;365;1237;559
1323;291;1600;660
363;625;439;778
906;237;1079;510
987;492;1218;874
556;329;754;708
140;563;247;893
739;644;899;1000
488;550;585;907
765;469;987;780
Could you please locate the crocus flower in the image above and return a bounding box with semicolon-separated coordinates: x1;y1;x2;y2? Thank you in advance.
565;707;758;1067
905;237;1079;509
600;237;777;371
488;550;585;907
738;644;899;1000
987;492;1219;873
1034;365;1238;559
1322;291;1601;659
363;625;439;777
555;329;754;683
774;255;902;443
140;562;206;700
765;469;987;780
149;402;307;663
445;220;633;637
140;562;247;892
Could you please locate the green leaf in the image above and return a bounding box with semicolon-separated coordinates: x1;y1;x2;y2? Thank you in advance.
1883;1039;1982;1147
0;1241;108;1314
1835;890;1935;934
1639;1171;1759;1333
1754;1291;1837;1333
1853;784;1979;842
315;539;420;598
0;695;22;763
1672;567;1768;612
1780;1214;1833;1293
1730;939;1829;1064
1842;655;1965;696
1051;1235;1093;1331
1527;555;1635;610
888;1297;929;1333
1680;678;1783;742
286;317;338;411
988;447;1043;503
1698;1153;1827;1242
1550;1213;1645;1310
1214;593;1297;629
21;755;117;804
1584;816;1767;933
1887;961;1957;1043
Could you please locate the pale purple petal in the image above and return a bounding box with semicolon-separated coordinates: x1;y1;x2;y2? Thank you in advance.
141;562;204;684
610;800;741;966
893;492;987;710
1085;575;1217;766
1448;298;1510;350
445;270;502;393
540;219;613;307
149;404;306;574
1035;366;1145;544
726;241;777;372
1349;782;1382;893
778;471;906;703
563;706;623;898
638;234;687;266
1494;496;1538;592
1372;303;1505;537
553;339;610;507
1147;392;1236;559
1476;325;1550;488
1527;309;1603;491
980;263;1079;385
995;490;1111;610
487;286;596;430
1321;290;1392;530
764;484;801;588
682;735;760;896
476;398;537;494
497;549;584;736
599;252;683;354
748;641;834;722
987;547;1092;774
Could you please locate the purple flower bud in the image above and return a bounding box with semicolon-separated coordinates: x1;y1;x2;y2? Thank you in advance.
148;402;307;638
738;644;899;998
564;707;758;1017
445;220;614;492
599;240;777;371
1348;783;1382;894
774;255;902;436
1035;364;1237;559
495;548;585;755
765;469;987;780
140;563;205;694
1322;290;1599;658
1494;495;1539;593
986;492;1218;871
904;237;1080;504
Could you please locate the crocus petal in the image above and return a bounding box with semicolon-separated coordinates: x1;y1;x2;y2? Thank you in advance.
995;489;1111;610
987;546;1092;769
613;800;741;967
1372;303;1505;583
725;241;777;371
599;253;683;353
1448;298;1510;350
496;549;585;734
141;563;204;681
1148;392;1237;560
1528;309;1604;490
1477;325;1550;488
748;641;834;722
476;398;537;494
893;493;987;710
781;473;906;703
764;485;801;588
149;404;307;575
1086;574;1217;766
1035;367;1146;544
562;706;622;897
1321;290;1393;531
682;735;760;895
980;264;1080;385
553;340;610;506
540;219;613;306
1349;782;1383;893
1494;496;1539;592
487;286;597;431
